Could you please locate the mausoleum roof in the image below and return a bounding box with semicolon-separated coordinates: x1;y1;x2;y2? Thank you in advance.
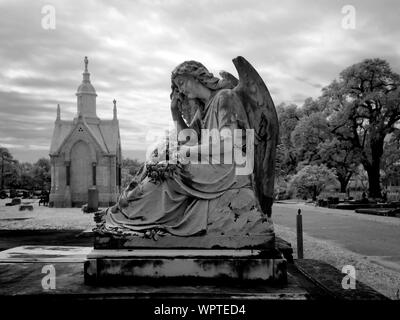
49;121;74;155
50;118;120;156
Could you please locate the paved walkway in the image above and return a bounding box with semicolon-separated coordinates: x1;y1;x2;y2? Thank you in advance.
273;202;400;272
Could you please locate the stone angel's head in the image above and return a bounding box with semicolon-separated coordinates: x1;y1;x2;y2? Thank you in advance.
170;60;236;123
171;61;221;95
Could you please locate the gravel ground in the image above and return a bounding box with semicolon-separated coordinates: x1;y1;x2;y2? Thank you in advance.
0;199;95;230
274;223;400;300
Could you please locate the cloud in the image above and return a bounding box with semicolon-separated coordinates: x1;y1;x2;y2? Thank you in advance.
0;0;400;161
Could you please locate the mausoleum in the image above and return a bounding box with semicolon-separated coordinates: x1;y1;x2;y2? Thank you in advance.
49;57;122;207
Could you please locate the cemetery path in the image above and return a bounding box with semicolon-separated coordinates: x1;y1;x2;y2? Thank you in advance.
273;202;400;273
0;230;93;251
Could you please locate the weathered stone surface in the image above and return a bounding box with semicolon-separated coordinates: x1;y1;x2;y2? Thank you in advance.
84;249;287;285
295;259;389;300
207;188;274;236
94;234;276;250
0;246;92;263
0;261;309;300
0;248;388;301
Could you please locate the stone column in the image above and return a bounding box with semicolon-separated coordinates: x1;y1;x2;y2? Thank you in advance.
65;161;71;186
109;156;117;205
92;162;97;186
49;156;56;207
64;161;71;207
50;157;56;193
118;165;121;187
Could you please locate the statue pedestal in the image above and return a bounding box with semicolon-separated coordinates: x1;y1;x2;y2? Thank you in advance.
84;235;289;285
93;234;276;250
84;248;287;285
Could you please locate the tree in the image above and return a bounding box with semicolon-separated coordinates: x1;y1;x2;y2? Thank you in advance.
323;58;400;198
317;138;360;193
289;164;338;201
5;163;21;189
276;103;301;148
122;158;143;176
19;162;35;190
120;158;145;189
0;146;18;190
121;170;134;189
291;112;331;164
301;97;324;117
275;103;301;177
32;158;51;190
381;129;400;188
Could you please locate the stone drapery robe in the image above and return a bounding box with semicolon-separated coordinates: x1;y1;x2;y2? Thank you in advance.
102;89;272;237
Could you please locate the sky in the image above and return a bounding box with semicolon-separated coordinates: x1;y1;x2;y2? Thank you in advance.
0;0;399;162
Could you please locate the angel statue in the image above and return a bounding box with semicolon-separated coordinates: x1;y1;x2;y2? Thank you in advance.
94;56;279;244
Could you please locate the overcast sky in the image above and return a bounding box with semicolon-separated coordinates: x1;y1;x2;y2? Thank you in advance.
1;0;399;162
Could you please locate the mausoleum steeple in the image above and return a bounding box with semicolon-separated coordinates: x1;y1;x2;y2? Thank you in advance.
76;56;98;119
56;104;61;121
113;99;117;120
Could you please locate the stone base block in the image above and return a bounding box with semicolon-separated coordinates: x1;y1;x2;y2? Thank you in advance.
94;234;276;250
84;249;287;285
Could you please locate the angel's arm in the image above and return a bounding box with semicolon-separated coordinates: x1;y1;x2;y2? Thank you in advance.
170;89;189;132
179;91;239;162
171;107;189;133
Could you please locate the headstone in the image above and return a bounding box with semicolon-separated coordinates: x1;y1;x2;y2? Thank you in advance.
19;204;33;211
87;187;98;212
6;198;21;206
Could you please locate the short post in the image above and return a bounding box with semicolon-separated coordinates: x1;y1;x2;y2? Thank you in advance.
297;208;304;259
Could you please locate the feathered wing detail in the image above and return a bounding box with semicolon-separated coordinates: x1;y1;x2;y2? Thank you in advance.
232;56;279;218
219;70;239;88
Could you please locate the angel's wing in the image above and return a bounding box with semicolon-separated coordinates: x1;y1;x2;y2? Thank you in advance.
232;56;279;218
219;70;239;88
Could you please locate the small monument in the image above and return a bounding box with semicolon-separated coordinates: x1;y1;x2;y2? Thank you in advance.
85;56;288;285
49;57;122;208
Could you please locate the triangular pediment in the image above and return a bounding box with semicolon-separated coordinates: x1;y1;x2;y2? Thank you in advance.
55;117;107;155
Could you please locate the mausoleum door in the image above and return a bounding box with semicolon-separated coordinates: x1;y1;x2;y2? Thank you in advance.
70;141;91;206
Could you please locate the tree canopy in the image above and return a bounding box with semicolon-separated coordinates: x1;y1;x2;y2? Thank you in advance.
0;147;51;191
275;58;400;199
323;58;400;197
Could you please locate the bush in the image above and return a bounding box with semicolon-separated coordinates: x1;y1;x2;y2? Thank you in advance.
289;165;339;201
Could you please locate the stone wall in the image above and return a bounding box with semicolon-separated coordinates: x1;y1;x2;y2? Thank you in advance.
50;144;119;208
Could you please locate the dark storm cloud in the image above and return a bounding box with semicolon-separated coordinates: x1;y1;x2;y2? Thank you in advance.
0;0;399;161
0;90;66;122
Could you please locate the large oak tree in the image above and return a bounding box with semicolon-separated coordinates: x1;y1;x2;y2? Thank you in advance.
323;58;400;198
